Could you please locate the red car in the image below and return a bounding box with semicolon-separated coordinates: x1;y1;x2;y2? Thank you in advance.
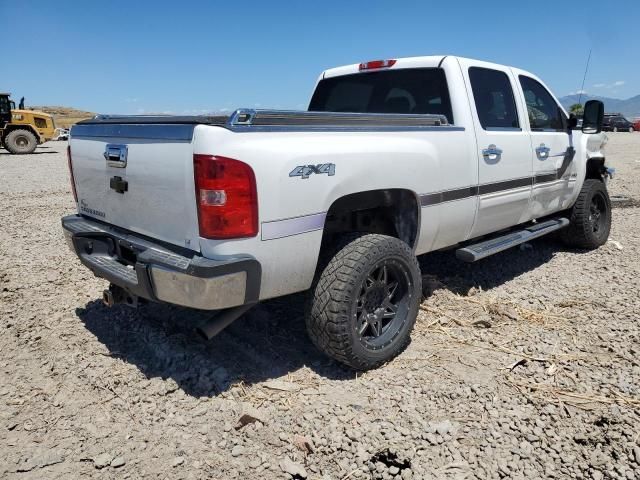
634;119;640;132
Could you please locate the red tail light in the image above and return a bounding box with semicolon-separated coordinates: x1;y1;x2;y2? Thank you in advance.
193;155;258;239
359;59;396;71
67;145;78;203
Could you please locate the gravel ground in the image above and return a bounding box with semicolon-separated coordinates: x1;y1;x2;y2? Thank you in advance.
1;136;639;480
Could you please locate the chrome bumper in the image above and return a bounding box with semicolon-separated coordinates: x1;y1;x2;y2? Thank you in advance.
61;215;260;310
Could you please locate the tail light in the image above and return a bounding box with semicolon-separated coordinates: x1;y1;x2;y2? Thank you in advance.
193;155;258;239
67;145;78;203
359;59;397;71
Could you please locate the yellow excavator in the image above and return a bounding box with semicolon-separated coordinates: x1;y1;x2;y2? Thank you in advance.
0;93;56;154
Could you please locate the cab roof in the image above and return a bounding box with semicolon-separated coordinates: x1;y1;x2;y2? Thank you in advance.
322;55;446;79
321;55;536;80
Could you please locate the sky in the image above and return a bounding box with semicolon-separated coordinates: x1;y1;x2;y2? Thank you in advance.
3;0;639;114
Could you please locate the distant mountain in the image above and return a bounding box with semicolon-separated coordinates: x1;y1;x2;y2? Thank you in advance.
559;94;640;119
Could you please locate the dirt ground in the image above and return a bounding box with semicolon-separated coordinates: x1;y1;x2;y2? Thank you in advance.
1;135;639;480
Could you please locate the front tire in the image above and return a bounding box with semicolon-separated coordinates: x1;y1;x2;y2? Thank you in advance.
4;129;38;154
306;234;422;370
560;179;611;249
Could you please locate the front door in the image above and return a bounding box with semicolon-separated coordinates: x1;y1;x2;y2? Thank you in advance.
515;74;574;219
458;60;533;238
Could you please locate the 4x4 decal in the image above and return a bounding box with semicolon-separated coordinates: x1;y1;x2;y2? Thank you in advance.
289;163;335;179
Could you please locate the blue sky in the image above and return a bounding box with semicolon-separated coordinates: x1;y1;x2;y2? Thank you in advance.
4;1;639;114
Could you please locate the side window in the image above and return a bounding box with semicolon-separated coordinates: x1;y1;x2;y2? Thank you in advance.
468;67;520;130
519;76;566;131
34;117;47;129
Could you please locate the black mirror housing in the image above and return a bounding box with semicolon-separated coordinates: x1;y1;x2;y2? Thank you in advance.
582;100;604;134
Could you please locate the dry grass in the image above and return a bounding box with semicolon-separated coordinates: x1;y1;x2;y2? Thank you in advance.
507;379;640;409
414;290;640;410
417;289;568;332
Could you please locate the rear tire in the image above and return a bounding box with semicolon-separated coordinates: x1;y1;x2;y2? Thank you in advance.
306;234;422;370
560;179;611;249
4;129;38;154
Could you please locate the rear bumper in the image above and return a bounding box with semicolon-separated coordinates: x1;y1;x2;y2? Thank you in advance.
61;215;261;310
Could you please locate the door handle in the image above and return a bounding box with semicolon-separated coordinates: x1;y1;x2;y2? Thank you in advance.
535;143;551;159
482;144;503;162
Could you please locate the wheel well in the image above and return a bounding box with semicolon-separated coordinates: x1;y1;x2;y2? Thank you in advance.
586;157;606;180
322;189;420;250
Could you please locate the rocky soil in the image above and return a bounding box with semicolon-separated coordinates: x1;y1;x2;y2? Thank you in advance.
1;135;639;479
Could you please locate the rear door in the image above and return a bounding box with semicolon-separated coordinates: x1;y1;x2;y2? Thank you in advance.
515;73;574;219
458;60;532;238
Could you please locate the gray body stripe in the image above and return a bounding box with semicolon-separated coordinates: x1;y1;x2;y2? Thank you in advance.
478;177;531;195
265;155;575;237
420;147;576;207
534;173;558;184
261;212;327;241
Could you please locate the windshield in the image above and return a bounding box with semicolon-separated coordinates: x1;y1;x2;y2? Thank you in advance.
309;68;454;123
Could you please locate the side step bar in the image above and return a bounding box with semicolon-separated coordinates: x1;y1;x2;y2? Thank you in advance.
456;218;569;263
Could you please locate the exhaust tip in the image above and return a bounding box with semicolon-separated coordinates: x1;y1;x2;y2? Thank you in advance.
195;327;209;341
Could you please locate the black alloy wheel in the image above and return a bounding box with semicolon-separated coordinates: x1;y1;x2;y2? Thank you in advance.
354;260;412;351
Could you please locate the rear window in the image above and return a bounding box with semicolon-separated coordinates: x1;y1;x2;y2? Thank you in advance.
309;68;454;123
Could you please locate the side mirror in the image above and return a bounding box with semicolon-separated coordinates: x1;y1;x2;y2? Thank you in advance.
582;100;604;134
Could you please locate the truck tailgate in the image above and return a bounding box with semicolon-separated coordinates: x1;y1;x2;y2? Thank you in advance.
70;125;200;251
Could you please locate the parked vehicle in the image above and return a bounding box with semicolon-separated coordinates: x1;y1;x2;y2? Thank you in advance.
62;55;610;369
53;128;70;141
602;113;635;132
633;119;640;132
0;93;56;153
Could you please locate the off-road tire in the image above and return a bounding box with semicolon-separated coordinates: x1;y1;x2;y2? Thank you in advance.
306;234;422;370
4;129;38;154
560;179;611;249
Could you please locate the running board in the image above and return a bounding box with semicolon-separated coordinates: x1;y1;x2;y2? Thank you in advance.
456;218;569;262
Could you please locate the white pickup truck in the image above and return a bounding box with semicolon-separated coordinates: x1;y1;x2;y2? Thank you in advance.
62;55;612;369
